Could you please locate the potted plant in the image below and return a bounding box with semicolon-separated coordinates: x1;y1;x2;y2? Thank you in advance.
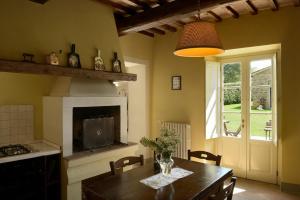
140;128;180;176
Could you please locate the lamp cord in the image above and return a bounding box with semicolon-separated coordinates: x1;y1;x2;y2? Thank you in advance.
197;0;201;21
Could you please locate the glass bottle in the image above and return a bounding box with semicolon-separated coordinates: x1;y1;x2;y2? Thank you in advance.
94;49;105;71
112;52;122;73
68;44;81;68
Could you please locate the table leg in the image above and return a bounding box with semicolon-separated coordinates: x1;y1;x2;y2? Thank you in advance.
265;130;267;140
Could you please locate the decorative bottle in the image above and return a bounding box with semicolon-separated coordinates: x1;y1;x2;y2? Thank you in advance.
68;44;81;68
112;52;122;73
94;49;105;71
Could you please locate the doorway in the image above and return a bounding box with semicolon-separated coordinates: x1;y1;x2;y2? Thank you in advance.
218;53;278;184
115;59;150;157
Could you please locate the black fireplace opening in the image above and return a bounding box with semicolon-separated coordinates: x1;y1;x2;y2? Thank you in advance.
73;106;121;152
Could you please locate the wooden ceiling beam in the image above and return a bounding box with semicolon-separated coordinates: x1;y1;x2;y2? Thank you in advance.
116;0;239;34
246;0;258;15
114;12;125;20
207;10;222;22
148;28;166;35
226;5;240;18
95;0;137;15
270;0;279;11
138;30;155;37
29;0;49;4
293;0;300;6
157;0;168;5
175;20;186;26
128;0;152;10
161;24;177;32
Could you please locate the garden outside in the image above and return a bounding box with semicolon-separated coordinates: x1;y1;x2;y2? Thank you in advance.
223;103;272;139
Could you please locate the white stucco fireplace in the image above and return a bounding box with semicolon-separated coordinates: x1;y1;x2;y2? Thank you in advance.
42;78;138;200
44;96;127;157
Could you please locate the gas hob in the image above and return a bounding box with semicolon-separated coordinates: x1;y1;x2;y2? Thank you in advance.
0;144;32;158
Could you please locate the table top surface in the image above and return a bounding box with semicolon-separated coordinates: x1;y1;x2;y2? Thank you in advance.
83;157;232;200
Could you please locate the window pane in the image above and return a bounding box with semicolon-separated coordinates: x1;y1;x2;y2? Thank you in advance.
222;63;242;137
250;59;273;140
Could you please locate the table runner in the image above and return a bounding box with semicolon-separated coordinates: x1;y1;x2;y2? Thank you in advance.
140;167;193;189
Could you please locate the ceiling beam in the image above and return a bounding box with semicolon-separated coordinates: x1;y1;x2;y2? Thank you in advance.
226;5;240;18
29;0;49;4
175;20;186;26
270;0;279;11
161;24;177;32
128;0;152;10
294;0;300;6
207;10;222;22
95;0;137;15
148;28;166;35
138;30;155;37
116;0;239;34
157;0;168;5
246;0;258;15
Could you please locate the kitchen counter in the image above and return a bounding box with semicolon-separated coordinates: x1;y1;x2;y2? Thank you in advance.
0;140;61;164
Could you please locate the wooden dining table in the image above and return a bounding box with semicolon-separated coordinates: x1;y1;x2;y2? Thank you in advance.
82;157;233;200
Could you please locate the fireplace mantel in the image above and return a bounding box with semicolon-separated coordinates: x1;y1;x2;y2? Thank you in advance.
0;59;137;81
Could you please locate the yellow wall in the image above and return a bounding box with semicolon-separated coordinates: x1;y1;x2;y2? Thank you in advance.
0;0;122;138
150;7;300;185
120;33;154;136
151;32;205;148
120;33;154;62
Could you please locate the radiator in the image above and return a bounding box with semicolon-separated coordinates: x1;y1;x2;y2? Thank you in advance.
161;122;191;159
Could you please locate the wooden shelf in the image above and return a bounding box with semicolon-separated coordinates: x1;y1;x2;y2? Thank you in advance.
0;59;137;81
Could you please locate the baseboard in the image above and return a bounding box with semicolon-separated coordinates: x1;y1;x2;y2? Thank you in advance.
281;182;300;196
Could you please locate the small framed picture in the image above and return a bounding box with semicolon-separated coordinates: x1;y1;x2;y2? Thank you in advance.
172;76;181;90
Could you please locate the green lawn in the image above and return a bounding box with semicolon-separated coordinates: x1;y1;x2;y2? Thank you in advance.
223;104;272;138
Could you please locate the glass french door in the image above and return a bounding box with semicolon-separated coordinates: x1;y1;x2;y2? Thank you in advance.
219;53;277;183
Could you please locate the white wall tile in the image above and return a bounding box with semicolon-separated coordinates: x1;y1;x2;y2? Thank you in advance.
0;128;9;136
0;120;9;129
0;105;34;144
0;135;9;145
0;112;9;121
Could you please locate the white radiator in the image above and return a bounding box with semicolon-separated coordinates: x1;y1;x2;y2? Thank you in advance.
161;122;191;159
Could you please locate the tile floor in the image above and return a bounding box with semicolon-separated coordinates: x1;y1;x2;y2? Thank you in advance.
233;178;300;200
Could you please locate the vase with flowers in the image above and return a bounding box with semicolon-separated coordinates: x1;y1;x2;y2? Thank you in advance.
140;128;180;176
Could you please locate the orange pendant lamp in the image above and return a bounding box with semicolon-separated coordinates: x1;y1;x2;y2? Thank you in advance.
174;1;224;57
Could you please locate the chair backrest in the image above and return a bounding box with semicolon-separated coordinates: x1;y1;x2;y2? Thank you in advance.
266;120;272;127
109;155;144;175
224;122;241;137
188;150;222;166
209;177;237;200
224;122;229;136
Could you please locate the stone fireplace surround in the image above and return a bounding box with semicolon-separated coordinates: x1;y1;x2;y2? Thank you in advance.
43;78;139;200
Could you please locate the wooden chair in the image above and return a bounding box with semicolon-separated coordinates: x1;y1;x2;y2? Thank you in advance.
224;122;241;137
188;150;222;166
264;120;272;140
109;154;144;175
83;187;105;200
82;172;112;200
209;177;237;200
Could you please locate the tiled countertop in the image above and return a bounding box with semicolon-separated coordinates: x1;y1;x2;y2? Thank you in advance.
0;140;61;164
